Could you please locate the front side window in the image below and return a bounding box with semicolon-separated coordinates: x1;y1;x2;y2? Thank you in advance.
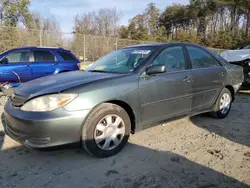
85;47;154;74
1;50;30;63
152;46;186;72
33;50;55;62
187;46;221;69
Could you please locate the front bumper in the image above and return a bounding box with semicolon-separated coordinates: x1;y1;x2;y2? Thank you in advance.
2;100;90;148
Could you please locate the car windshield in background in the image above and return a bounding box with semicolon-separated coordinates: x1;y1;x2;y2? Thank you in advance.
85;47;154;74
242;45;250;49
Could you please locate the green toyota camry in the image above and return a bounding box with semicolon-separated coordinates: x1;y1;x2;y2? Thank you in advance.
2;43;243;158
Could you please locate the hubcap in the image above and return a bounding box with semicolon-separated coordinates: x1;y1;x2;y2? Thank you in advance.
219;93;231;114
94;114;125;151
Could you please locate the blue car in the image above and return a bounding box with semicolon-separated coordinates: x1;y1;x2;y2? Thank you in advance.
0;46;80;86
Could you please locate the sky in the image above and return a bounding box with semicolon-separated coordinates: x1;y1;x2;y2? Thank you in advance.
30;0;189;33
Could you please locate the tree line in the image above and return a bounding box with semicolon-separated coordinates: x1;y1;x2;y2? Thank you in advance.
74;0;250;49
2;0;250;50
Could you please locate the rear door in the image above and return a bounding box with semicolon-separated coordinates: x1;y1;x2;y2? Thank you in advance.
185;45;226;111
56;50;79;71
30;50;57;79
139;45;193;126
0;50;32;83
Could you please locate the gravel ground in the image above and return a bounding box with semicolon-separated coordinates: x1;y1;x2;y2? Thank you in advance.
0;91;250;188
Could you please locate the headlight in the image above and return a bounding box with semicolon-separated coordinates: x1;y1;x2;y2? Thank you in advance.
21;93;77;112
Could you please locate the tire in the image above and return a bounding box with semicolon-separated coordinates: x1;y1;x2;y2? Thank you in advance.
211;88;232;119
0;96;6;107
81;103;131;158
0;92;6;107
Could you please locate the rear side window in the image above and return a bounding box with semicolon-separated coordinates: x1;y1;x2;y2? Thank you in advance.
33;50;55;62
57;51;75;61
187;46;221;69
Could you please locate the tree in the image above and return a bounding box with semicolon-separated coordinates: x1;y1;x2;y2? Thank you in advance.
73;12;96;35
73;8;122;37
144;2;160;35
119;25;128;38
127;14;149;40
1;0;33;28
160;4;194;39
153;26;169;42
127;21;137;39
135;24;149;40
41;17;62;46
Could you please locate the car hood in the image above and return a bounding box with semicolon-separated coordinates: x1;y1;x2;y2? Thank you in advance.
15;71;123;98
220;49;250;62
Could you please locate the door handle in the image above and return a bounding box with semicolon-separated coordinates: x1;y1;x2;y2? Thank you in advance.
183;76;192;83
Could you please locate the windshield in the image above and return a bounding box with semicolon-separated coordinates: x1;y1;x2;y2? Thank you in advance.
242;45;250;49
85;47;154;73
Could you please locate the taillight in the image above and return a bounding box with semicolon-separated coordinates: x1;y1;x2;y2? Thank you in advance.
77;63;81;70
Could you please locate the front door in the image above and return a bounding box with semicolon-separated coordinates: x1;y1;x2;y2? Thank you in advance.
0;50;32;83
139;46;193;126
185;46;226;111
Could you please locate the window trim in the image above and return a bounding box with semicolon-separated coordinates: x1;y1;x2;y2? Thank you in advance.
1;50;31;64
144;45;189;74
185;45;223;70
31;50;57;63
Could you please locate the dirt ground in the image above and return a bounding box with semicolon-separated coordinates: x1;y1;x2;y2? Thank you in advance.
0;90;250;188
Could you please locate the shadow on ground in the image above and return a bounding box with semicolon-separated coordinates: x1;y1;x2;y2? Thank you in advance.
0;130;249;188
1;90;250;188
191;91;250;149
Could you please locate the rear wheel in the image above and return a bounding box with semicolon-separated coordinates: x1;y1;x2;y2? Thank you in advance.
211;88;232;119
81;103;131;158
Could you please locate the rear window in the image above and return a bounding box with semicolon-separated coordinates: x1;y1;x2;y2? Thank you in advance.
57;51;76;61
33;50;55;62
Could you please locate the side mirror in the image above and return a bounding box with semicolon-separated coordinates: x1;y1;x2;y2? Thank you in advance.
0;57;8;64
146;64;166;75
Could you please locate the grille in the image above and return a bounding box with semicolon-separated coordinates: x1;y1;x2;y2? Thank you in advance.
11;93;28;107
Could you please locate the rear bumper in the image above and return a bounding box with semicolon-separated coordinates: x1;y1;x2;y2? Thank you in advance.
2;100;90;148
243;73;250;84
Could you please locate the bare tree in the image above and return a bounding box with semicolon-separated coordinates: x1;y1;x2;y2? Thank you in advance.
73;7;122;37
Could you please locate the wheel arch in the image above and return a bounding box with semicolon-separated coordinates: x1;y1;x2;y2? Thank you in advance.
57;70;70;74
225;85;235;102
106;100;136;134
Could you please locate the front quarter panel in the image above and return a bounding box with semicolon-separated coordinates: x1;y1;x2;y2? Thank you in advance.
63;74;140;124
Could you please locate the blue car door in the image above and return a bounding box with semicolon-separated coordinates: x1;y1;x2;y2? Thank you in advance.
0;50;32;83
30;50;57;79
56;50;79;71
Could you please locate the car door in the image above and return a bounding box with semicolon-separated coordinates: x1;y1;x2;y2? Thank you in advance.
56;50;79;71
0;50;32;83
139;45;193;126
30;50;57;79
185;45;227;111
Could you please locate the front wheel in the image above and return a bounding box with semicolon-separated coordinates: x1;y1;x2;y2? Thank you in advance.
211;88;232;119
81;103;131;158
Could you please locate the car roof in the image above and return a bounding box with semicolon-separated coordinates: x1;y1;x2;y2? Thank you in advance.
124;42;204;49
9;46;67;51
